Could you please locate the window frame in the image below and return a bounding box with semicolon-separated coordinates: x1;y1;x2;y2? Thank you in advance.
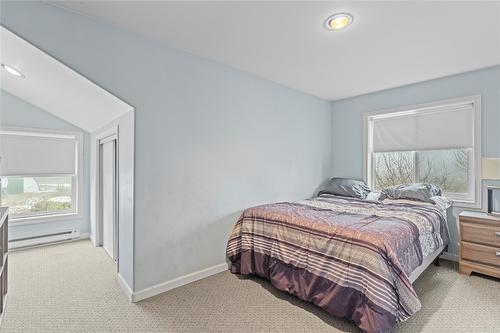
0;127;83;224
363;95;482;209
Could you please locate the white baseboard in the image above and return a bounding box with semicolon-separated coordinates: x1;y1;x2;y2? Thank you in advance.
440;251;459;262
117;273;133;302
79;233;90;240
89;234;96;246
132;263;229;302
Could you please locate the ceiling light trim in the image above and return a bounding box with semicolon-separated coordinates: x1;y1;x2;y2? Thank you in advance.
1;63;25;78
324;13;354;31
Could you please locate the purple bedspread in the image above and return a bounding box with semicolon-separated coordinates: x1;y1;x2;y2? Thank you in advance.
226;194;449;333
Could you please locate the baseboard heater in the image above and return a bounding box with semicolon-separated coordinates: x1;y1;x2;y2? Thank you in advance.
9;229;80;250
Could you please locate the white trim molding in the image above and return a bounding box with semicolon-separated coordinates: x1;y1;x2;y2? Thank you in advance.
89;234;96;246
79;232;90;240
131;263;229;303
117;272;133;302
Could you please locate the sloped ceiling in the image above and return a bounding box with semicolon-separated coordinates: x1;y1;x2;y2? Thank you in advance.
51;1;500;101
0;26;132;132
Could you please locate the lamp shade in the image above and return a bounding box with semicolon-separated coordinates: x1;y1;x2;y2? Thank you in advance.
482;158;500;180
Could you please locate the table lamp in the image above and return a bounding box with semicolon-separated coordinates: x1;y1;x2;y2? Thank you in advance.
482;157;500;215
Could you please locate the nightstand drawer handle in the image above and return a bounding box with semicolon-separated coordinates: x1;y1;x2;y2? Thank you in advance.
496;232;500;237
497;252;500;257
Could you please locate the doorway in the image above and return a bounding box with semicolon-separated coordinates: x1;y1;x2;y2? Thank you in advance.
98;134;118;263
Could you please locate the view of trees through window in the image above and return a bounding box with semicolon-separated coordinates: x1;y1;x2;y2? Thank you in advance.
0;176;74;217
373;149;469;194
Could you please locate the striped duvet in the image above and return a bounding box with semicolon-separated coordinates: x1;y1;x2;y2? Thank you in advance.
226;194;449;333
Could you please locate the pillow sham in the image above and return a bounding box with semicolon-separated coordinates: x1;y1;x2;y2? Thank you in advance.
379;183;442;203
382;198;434;207
318;177;371;199
382;196;451;213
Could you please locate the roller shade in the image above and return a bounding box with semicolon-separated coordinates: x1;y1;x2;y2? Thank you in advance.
0;131;77;176
372;103;475;153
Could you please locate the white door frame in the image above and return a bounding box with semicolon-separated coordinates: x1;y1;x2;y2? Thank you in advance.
95;126;119;268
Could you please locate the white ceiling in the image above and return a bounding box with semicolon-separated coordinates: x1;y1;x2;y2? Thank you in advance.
51;1;500;101
0;26;132;132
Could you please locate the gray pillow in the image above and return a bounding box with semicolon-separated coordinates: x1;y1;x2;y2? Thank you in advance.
318;178;371;199
379;183;442;203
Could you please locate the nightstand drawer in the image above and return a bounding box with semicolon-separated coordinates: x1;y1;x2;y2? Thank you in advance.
461;241;500;267
461;222;500;247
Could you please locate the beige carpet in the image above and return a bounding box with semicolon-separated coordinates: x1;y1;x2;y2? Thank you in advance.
1;240;500;332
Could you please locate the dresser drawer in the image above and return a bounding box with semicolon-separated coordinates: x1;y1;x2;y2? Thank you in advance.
461;241;500;267
461;222;500;247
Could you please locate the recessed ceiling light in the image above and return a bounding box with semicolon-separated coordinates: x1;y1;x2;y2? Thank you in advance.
324;13;353;31
1;64;25;78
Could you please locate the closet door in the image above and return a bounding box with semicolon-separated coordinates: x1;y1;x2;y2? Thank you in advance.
101;139;116;261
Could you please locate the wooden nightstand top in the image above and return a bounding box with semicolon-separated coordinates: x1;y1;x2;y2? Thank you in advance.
459;210;500;223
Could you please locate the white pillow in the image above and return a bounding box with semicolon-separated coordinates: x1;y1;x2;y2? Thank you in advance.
430;196;451;211
365;192;381;201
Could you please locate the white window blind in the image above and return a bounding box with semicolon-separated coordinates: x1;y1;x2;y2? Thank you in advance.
0;130;77;176
372;103;475;152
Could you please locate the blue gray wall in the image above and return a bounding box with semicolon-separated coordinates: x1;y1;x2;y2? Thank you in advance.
4;1;493;292
0;89;90;240
331;65;500;255
0;2;332;291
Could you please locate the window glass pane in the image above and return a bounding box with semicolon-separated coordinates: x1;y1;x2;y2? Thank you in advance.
418;149;469;194
0;176;74;217
373;151;415;190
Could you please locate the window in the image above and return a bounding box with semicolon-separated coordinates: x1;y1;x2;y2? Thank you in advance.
373;149;472;200
1;176;75;217
0;129;81;221
365;96;481;207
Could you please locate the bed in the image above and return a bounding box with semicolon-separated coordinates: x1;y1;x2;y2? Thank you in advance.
226;194;449;333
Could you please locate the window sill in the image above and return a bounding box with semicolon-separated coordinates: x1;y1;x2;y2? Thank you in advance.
450;200;481;210
9;212;81;226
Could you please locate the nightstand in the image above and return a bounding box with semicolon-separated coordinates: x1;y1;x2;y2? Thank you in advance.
459;211;500;279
